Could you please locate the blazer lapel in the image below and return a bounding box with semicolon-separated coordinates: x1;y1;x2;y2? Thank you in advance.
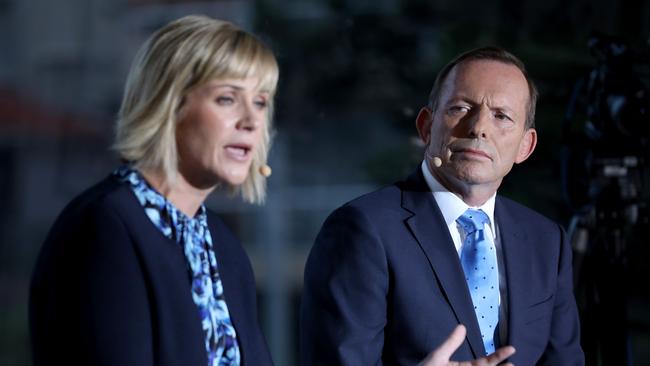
400;169;486;358
206;219;252;360
495;197;532;349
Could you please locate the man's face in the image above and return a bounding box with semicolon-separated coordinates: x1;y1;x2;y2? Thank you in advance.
418;59;537;192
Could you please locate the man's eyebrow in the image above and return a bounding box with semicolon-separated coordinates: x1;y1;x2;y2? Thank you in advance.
445;95;473;104
492;105;515;113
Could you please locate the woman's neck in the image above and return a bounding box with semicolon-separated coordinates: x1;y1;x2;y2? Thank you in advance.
140;169;214;217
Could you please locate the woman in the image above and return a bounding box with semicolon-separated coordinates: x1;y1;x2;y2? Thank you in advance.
29;15;276;366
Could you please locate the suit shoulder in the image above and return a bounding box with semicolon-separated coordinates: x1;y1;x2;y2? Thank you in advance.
59;175;133;217
497;195;560;230
32;175;137;291
42;175;136;247
338;183;403;213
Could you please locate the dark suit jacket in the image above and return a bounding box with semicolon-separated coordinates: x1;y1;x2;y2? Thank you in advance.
300;168;584;365
30;175;273;366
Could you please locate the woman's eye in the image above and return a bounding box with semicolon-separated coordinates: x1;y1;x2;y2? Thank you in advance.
254;99;268;109
216;96;235;105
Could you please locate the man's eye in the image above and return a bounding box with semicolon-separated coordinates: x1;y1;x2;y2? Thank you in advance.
449;106;469;114
495;113;512;121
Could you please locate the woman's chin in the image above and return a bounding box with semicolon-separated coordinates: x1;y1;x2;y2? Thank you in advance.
219;168;250;187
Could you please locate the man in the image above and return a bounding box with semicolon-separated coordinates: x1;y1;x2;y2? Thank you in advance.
300;47;584;365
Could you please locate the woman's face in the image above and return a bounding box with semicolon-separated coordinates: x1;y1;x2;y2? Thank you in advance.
175;77;269;189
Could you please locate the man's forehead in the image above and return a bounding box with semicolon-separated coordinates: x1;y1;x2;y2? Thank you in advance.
452;59;525;82
442;60;529;100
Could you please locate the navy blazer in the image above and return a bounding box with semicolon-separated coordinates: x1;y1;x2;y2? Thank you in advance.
30;175;273;366
300;168;584;365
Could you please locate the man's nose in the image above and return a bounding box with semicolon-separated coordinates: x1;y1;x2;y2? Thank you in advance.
466;106;489;139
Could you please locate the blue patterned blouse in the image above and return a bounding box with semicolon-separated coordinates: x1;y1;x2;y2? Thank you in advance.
114;166;241;366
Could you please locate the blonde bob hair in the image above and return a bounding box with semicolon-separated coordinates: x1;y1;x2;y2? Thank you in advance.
114;15;279;204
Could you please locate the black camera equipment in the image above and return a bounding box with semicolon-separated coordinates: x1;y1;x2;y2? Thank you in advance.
561;34;650;365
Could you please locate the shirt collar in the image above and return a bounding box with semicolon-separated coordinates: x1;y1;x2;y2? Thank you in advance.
420;160;496;231
114;165;208;231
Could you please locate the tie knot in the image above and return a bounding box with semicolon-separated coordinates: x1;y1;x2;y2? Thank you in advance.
457;209;489;234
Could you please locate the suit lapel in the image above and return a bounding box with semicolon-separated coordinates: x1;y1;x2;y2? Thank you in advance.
495;198;531;349
207;219;251;361
400;169;486;358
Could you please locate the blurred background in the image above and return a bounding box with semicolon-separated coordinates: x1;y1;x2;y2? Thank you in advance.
1;0;650;365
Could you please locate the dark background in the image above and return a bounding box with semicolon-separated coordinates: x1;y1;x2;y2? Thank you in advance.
1;0;649;365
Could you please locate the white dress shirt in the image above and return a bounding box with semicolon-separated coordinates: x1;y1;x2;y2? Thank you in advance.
420;161;509;346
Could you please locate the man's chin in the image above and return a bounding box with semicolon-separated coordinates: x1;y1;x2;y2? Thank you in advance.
446;162;489;180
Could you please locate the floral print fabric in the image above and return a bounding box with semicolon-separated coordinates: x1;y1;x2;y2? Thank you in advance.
114;166;241;366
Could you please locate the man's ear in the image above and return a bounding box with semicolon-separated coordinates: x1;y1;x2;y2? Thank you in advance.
515;128;537;164
416;107;433;145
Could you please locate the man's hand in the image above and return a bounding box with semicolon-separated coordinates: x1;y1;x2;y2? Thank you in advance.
418;325;515;366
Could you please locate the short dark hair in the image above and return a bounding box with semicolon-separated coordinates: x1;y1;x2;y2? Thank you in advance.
427;46;538;129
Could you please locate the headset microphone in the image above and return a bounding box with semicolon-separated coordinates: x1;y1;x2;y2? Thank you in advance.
259;165;272;177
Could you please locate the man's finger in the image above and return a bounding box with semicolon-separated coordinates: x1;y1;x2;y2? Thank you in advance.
430;325;467;362
483;345;516;365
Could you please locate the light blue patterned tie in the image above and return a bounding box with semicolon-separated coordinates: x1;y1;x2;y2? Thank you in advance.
457;209;499;354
